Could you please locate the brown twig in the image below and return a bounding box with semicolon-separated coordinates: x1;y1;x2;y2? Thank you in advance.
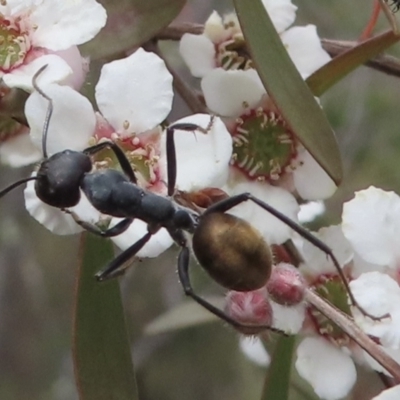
154;23;400;79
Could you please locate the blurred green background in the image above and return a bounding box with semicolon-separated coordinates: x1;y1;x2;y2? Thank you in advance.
0;0;398;399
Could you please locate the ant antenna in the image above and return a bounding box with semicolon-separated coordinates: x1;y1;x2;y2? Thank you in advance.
0;176;38;198
32;64;53;159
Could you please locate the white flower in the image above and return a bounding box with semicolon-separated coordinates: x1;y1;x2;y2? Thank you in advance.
342;186;400;373
0;0;106;90
180;2;334;202
180;1;298;78
22;49;233;258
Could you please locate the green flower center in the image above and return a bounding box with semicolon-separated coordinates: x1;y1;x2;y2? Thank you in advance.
309;275;352;345
231;108;297;181
0;16;29;72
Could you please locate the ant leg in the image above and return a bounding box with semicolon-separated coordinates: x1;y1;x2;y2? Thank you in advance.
177;245;285;334
204;192;383;321
83;142;137;184
95;231;153;281
166;117;215;196
63;209;133;237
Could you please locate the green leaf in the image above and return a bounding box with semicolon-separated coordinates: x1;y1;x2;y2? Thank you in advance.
73;234;138;400
260;336;295;400
308;30;400;96
81;0;186;59
233;0;343;185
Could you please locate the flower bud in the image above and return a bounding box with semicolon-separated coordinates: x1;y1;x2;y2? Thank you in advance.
266;263;306;306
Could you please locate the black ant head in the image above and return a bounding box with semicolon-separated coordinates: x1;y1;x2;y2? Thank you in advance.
35;150;92;208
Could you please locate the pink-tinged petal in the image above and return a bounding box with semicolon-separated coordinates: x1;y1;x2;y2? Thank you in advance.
301;225;353;276
271;300;305;334
282;25;331;79
96;49;173;135
293;150;337;200
2;54;72;91
372;385;400;400
110;219;173;258
342;187;400;268
262;0;297;33
159;115;232;191
0;132;42;167
52;46;88;90
29;0;107;51
296;337;356;400
225;177;299;245
25;84;95;155
179;33;216;78
201;69;265;116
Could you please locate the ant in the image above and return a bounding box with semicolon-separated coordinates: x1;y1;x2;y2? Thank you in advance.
0;66;380;334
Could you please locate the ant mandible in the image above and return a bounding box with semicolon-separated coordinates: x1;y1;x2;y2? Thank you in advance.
0;65;378;333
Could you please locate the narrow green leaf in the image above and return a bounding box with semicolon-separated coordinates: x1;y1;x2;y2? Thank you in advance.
261;336;295;400
73;234;138;400
233;0;343;185
308;30;400;96
81;0;186;59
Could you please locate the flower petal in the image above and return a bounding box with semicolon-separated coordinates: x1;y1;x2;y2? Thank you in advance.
2;54;72;91
26;83;95;155
295;337;356;400
282;25;331;79
239;336;270;367
301;225;353;276
159;115;232;191
350;272;400;349
179;33;216;78
342;186;400;268
225;177;299;245
298;200;325;224
293;149;337;200
110;219;173;258
0;131;42;167
201;69;265;116
52;46;87;90
96;49;173;135
262;0;297;33
271;300;305;334
30;0;107;51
